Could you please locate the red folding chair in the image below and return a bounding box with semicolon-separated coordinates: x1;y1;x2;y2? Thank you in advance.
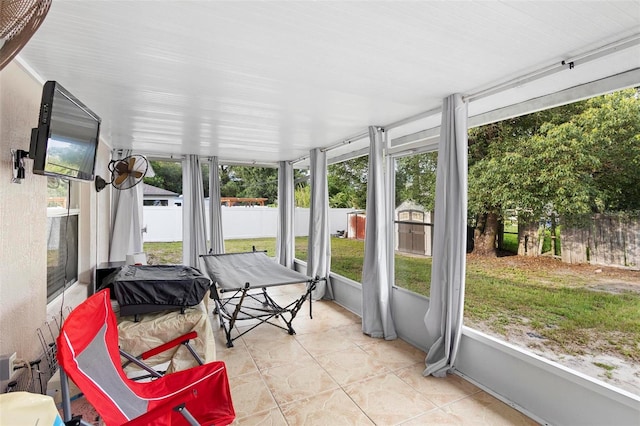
56;289;235;426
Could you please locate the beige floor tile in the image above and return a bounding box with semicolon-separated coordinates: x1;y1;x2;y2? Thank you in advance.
359;338;427;371
295;326;359;357
442;391;540;426
293;301;360;335
228;371;278;420
232;407;287;426
316;346;390;386
280;388;375;425
398;408;464;425
245;337;313;370
314;301;361;324
216;344;259;378
292;315;344;335
261;358;339;405
239;319;299;346
396;364;482;406
334;322;378;346
344;372;437;425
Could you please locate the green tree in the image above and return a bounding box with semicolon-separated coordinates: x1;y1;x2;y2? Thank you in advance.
468;114;554;255
294;184;311;207
231;166;279;205
201;162;210;198
219;165;241;198
328;156;368;208
575;89;640;212
468;88;639;256
145;160;182;194
395;152;438;210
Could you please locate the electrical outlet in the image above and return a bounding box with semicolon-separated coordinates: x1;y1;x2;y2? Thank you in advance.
9;353;17;378
0;352;17;381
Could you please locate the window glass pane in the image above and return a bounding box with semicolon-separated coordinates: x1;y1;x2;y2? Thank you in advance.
47;177;78;209
143;160;183;264
464;89;640;393
47;215;78;301
142;162;281;260
294;156;368;279
46;178;79;301
220;165;278;255
393;152;437;295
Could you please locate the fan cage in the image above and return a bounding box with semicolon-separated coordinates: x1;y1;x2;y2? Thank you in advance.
0;0;51;70
110;155;149;191
1;0;49;39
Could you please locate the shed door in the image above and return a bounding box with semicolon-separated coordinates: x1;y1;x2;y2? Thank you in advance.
398;210;426;255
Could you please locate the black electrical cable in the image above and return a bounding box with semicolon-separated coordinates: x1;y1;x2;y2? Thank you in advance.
59;179;72;323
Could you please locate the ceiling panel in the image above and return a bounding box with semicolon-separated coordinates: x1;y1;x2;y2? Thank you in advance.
15;1;640;164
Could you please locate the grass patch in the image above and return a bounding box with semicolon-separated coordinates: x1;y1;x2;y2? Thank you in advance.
145;238;277;265
225;238;276;256
295;236;364;282
144;241;183;264
502;233;518;253
394;255;432;295
593;362;617;379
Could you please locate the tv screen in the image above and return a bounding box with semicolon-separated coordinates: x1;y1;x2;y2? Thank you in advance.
30;81;101;181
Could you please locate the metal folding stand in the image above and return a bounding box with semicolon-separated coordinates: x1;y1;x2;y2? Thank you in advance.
212;279;317;348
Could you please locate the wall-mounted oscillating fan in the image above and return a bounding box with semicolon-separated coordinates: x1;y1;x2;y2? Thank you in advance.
95;155;149;192
0;0;51;71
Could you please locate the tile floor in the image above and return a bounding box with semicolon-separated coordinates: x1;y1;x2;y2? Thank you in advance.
212;284;539;425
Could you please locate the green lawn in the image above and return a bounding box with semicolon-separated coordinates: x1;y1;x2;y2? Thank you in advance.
145;237;640;363
144;238;277;265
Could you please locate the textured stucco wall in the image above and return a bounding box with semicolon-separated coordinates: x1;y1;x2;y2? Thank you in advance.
0;62;112;361
0;62;48;360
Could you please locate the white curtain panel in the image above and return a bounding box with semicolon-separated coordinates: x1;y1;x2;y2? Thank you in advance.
182;155;208;268
423;94;469;377
361;127;397;340
109;150;144;262
307;148;333;300
276;161;295;268
208;156;225;255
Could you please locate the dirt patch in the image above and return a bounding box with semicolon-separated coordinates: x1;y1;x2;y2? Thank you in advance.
473;252;640;282
588;280;640;294
466;253;640;395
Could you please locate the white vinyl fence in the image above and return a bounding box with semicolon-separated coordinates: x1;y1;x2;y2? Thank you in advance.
143;206;354;242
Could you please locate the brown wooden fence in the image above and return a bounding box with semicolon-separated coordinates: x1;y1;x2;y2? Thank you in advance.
561;214;639;268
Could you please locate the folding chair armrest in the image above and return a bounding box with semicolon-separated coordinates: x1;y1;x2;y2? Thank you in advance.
121;389;197;426
140;331;198;360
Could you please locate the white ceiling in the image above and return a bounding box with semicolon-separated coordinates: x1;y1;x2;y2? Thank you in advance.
17;1;640;165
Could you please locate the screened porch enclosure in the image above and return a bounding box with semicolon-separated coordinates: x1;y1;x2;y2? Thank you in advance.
12;2;640;425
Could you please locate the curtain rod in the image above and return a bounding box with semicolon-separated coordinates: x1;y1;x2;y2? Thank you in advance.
291;128;372;164
384;106;442;131
465;32;640;102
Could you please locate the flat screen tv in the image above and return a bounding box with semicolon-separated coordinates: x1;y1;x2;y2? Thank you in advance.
29;81;101;181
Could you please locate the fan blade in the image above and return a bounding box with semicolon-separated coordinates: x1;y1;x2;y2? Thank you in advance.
128;156;136;170
132;171;144;179
115;160;129;174
114;172;129;186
